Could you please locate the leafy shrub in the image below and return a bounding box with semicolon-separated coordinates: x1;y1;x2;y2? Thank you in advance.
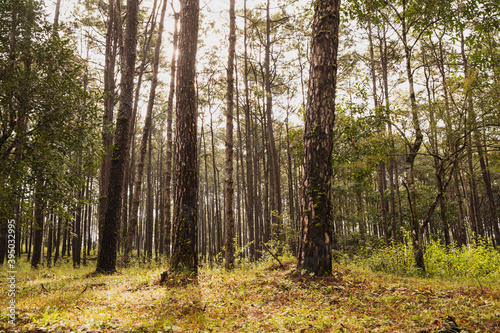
425;238;500;280
365;241;421;277
360;236;500;281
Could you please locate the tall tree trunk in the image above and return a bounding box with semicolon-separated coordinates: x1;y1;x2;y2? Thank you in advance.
122;0;165;264
163;12;179;259
235;71;245;254
243;0;255;261
265;0;282;241
401;12;425;271
285;105;296;253
298;0;340;276
96;0;140;274
224;0;236;269
168;0;200;276
98;0;117;248
146;130;154;262
379;26;399;243
461;32;483;242
423;58;450;246
253;110;262;259
121;2;157;256
368;20;388;244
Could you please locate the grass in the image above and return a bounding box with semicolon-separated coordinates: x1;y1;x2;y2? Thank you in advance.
1;257;499;332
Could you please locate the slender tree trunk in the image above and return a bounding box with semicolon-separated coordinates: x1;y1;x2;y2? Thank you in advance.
163;12;179;259
368;21;388;244
31;177;44;268
298;0;340;276
253;110;262;259
477;145;499;245
285;105;296;253
46;213;53;268
460;32;483;241
53;216;61;264
145;129;154;262
121;2;157;255
73;172;84;268
122;0;165;264
401;13;425;271
423;59;450;246
378;27;399;242
224;0;236;269
243;0;255;261
265;0;282;240
234;58;245;255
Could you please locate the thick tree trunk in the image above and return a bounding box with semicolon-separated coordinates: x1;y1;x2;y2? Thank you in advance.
96;0;140;274
298;0;340;276
98;0;117;248
168;0;200;276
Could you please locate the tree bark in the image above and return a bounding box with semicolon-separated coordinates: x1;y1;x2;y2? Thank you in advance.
122;0;166;264
224;0;236;269
168;0;200;276
368;20;388;244
31;177;44;269
146;130;154;261
98;0;117;249
265;0;282;241
243;0;255;261
163;12;179;259
298;0;341;276
96;0;140;274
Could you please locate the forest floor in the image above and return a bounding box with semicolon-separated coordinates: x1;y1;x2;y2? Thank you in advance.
1;258;499;333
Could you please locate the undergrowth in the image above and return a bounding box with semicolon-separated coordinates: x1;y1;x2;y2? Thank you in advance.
2;249;500;332
350;236;500;282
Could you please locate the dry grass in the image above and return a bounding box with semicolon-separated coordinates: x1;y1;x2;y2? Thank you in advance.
1;258;499;332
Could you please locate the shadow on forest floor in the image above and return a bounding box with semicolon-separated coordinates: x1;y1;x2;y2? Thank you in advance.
2;258;499;332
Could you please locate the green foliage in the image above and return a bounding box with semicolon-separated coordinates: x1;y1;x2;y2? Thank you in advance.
363;236;500;282
0;0;100;222
425;238;500;280
365;240;422;277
